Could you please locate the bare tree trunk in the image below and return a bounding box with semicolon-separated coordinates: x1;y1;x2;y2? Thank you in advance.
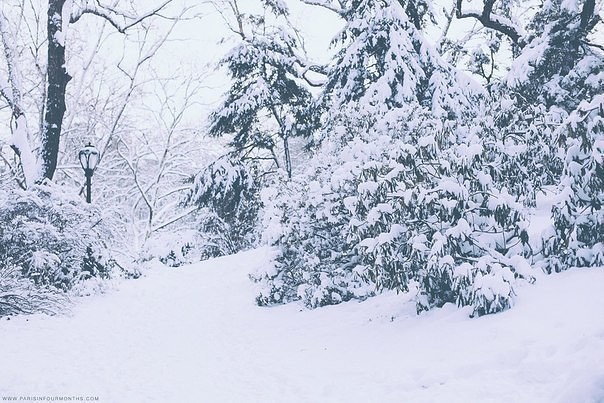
283;137;292;179
1;0;180;185
41;0;71;181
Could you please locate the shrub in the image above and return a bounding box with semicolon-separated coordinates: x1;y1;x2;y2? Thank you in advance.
186;157;262;258
0;266;67;317
0;184;115;293
541;95;604;271
255;104;534;316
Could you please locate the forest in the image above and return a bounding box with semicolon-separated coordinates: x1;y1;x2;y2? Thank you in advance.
0;0;601;332
0;0;603;401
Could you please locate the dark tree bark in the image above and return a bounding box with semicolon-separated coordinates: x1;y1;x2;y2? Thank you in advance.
455;0;521;44
1;1;175;185
580;0;596;30
41;0;71;181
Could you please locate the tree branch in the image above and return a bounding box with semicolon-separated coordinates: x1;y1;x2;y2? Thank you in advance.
582;39;604;51
152;207;197;233
455;0;521;44
437;4;456;53
70;0;174;33
299;0;345;16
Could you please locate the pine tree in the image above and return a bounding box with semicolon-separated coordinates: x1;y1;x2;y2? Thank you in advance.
209;0;313;178
190;0;316;259
321;0;474;121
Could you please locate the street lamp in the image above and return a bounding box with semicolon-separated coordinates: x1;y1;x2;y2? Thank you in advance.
78;143;99;203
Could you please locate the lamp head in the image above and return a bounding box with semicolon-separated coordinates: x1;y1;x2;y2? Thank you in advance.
79;142;99;174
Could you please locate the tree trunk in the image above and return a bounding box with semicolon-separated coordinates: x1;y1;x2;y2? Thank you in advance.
283;137;292;179
41;0;71;181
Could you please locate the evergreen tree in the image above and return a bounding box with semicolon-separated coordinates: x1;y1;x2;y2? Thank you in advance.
209;0;313;178
507;0;601;111
321;0;474;122
190;0;316;259
254;0;600;316
186;156;262;257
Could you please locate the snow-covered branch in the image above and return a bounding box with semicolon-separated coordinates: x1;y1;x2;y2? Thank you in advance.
455;0;522;43
299;0;345;16
70;0;175;33
0;12;40;187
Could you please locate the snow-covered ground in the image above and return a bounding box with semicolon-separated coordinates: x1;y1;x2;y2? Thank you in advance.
1;248;603;403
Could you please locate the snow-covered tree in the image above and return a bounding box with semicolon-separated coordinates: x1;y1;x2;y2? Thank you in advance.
209;0;314;178
450;0;602;273
0;0;188;187
494;0;603;271
505;0;601;111
541;95;604;271
187;0;317;260
255;0;535;316
186;156;263;259
320;0;475;121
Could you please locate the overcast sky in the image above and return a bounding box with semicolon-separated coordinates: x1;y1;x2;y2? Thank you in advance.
128;0;342;127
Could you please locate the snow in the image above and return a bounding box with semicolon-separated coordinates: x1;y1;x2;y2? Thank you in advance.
10;115;40;187
506;35;549;88
1;248;603;402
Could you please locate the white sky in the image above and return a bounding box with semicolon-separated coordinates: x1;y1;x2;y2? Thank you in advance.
117;0;344;127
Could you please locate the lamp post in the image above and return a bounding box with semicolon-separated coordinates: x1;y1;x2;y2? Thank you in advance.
78;143;99;203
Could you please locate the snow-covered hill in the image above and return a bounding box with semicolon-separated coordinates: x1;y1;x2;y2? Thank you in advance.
1;248;603;403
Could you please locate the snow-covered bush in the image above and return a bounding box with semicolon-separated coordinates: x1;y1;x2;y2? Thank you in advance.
186;157;262;258
255;141;374;307
0;185;115;292
482;93;564;206
542;95;604;271
0;266;67;317
346;108;533;316
253;0;535;316
501;0;603;273
144;211;241;267
257;100;534;316
141;228;200;267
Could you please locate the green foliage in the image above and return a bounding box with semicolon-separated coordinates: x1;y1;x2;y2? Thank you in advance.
235;0;603;318
255;168;372;308
254;0;532;316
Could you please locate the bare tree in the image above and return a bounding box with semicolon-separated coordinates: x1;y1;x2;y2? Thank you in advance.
44;11;214;258
114;72;210;246
0;0;186;187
